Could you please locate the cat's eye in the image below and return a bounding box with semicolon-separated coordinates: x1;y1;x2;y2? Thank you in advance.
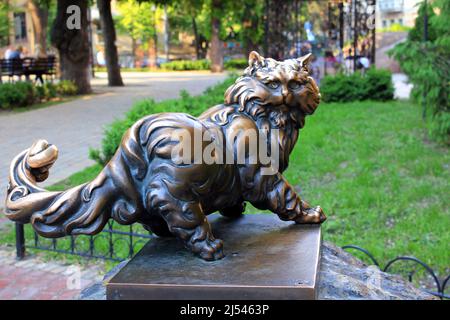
288;81;303;90
267;81;280;89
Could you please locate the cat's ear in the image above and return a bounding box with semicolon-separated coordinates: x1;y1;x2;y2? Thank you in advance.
248;51;265;67
298;53;313;67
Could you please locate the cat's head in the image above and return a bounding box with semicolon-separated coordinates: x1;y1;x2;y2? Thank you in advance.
225;51;320;116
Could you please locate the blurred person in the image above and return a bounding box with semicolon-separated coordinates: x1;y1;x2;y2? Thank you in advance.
311;54;321;85
325;50;337;75
21;47;29;58
288;47;297;59
300;42;312;56
8;46;23;60
4;45;14;59
96;50;105;66
344;48;353;74
359;56;370;74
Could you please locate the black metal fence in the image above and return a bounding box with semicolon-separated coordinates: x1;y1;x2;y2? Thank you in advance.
15;221;152;262
14;222;449;300
342;245;449;300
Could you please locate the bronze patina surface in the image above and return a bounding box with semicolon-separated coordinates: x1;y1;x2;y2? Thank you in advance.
5;51;325;261
107;214;322;300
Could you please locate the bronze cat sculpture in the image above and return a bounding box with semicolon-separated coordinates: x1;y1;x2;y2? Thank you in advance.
5;51;326;261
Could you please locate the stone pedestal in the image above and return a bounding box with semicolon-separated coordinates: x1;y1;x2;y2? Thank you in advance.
106;214;322;300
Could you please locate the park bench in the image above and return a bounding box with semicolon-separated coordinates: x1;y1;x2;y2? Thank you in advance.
0;56;56;84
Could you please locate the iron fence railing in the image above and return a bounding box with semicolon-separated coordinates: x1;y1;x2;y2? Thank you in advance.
15;221;152;262
14;222;448;300
342;245;449;300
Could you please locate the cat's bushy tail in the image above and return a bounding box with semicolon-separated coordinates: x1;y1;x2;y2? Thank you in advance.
4;122;147;237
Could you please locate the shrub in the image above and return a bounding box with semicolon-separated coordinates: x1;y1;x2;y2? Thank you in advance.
388;0;449;144
44;83;57;99
35;85;46;101
160;59;211;71
160;58;248;71
362;68;395;101
320;68;394;103
224;58;248;70
55;80;78;96
0;80;78;110
90;75;237;165
0;82;34;109
378;23;411;33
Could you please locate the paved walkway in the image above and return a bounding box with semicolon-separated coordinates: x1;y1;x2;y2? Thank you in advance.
0;72;227;203
0;247;103;300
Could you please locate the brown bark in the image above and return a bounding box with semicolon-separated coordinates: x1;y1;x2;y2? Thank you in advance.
210;0;223;73
148;36;157;69
265;0;289;60
51;0;91;94
131;38;137;67
97;0;123;86
147;12;158;69
192;16;201;60
242;3;259;56
28;0;48;57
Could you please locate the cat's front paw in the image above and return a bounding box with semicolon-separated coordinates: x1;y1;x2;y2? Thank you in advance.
295;206;327;224
191;237;225;261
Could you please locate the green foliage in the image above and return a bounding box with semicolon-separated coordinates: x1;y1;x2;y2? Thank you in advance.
168;0;265;54
160;59;211;70
90;75;237;165
378;23;411;33
169;0;210;43
224;58;247;70
0;82;35;109
320;68;394;103
160;58;247;71
389;0;450;144
363;68;396;101
407;1;437;42
55;80;78;96
35;82;57;101
0;2;10;47
115;0;158;45
0;81;78;110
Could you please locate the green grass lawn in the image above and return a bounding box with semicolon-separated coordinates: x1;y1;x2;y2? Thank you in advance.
286;99;449;277
1;99;448;278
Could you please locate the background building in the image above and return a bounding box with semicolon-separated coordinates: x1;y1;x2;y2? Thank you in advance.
376;0;421;29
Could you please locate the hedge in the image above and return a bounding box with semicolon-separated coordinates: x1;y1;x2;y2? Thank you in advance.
160;59;211;71
0;80;78;110
160;58;248;71
320;68;394;103
89;75;238;165
224;58;247;70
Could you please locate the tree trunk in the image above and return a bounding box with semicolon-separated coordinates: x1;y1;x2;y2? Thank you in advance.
147;11;157;69
97;0;123;86
265;0;289;60
131;38;137;67
28;0;48;57
192;16;201;60
148;36;157;69
242;3;259;56
163;4;169;61
210;0;223;72
51;0;91;94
